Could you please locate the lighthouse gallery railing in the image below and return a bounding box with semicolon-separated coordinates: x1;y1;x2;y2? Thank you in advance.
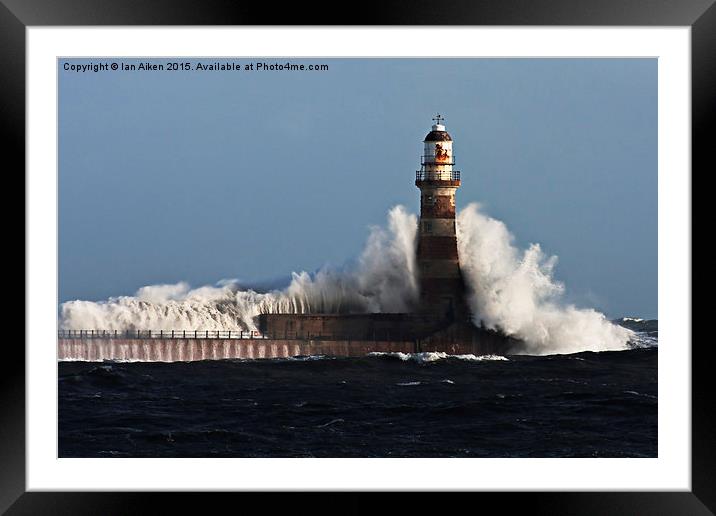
415;170;460;181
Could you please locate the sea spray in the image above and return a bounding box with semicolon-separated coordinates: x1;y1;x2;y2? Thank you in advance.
60;206;418;332
456;203;632;354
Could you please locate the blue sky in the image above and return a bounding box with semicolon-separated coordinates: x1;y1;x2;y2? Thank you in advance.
59;58;657;318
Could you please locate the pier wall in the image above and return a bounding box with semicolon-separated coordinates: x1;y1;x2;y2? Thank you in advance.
57;338;419;362
58;323;516;362
257;313;444;341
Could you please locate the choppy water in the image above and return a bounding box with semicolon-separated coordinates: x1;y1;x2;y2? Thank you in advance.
58;340;657;458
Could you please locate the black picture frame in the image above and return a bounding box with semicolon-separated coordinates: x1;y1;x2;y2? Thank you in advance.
8;0;709;513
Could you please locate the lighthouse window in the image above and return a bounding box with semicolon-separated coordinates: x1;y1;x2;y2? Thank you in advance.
423;221;433;233
423;195;435;205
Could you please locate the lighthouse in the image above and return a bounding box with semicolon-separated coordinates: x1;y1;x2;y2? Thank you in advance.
415;115;469;321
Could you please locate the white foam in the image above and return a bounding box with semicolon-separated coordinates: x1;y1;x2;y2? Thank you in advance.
368;351;509;363
628;332;659;349
453;354;510;362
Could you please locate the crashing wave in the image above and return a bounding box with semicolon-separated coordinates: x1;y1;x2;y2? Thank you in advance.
60;204;638;356
456;203;633;354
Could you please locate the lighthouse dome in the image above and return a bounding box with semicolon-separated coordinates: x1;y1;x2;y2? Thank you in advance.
424;123;452;142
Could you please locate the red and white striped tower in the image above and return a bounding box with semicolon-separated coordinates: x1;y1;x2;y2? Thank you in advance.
415;115;469;321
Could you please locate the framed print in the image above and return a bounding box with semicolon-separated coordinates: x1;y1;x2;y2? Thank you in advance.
9;0;711;513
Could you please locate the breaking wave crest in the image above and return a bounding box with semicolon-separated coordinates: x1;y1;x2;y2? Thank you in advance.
456;203;633;355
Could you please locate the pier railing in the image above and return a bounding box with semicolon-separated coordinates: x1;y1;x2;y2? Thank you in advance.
58;329;415;342
59;329;267;339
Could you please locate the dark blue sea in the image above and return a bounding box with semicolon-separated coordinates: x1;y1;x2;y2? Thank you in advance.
58;319;657;458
